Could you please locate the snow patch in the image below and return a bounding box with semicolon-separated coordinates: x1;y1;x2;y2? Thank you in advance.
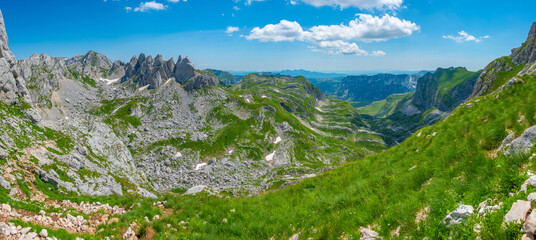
163;78;173;85
195;163;207;171
261;95;268;98
99;78;120;85
265;151;276;161
228;149;234;154
316;107;324;112
174;151;182;158
274;136;282;144
185;185;206;195
138;84;150;92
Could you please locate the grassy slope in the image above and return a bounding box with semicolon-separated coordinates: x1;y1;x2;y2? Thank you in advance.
435;68;481;95
129;74;536;239
356;92;413;118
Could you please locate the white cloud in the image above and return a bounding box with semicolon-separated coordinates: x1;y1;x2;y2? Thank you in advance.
298;0;403;10
309;14;420;42
245;14;419;56
236;0;266;5
370;50;386;56
315;40;368;55
125;6;133;12
442;31;489;43
247;20;306;42
134;1;168;12
167;0;186;2
226;26;240;36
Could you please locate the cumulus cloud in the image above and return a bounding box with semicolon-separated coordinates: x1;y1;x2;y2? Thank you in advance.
134;1;168;12
298;0;403;10
245;14;419;56
226;26;240;36
309;14;420;42
247;20;307;42
314;40;368;55
442;31;490;43
167;0;187;2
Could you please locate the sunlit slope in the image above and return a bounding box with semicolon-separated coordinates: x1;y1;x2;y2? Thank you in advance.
142;74;536;239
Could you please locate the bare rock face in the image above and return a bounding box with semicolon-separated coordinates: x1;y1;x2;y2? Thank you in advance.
412;73;438;110
0;9;32;106
183;74;218;92
174;55;195;84
504;125;536;156
122;53;175;89
511;22;536;65
471;21;536;98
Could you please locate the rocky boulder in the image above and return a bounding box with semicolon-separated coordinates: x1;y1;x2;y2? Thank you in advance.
359;227;380;240
504;200;532;224
526;211;536;234
504;126;536;156
443;204;474;226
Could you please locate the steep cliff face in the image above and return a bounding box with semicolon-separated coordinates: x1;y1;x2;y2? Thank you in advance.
412;73;438;110
0;9;31;106
511;22;536;65
471;21;536;98
412;67;479;112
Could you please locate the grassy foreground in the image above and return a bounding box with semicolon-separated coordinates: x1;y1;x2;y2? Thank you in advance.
127;74;536;239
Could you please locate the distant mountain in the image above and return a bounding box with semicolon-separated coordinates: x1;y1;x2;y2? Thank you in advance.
208;69;238;85
332;74;418;105
277;69;346;79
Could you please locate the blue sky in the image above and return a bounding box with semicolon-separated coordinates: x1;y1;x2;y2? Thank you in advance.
1;0;535;73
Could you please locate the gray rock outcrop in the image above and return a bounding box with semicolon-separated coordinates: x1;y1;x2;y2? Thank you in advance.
504;126;536;156
174;55;195;84
122;53;175;89
183;74;218;92
471;21;536;98
511;22;536;65
443;204;474;226
412;73;438;110
504;200;531;224
65;50;113;79
0;9;32;106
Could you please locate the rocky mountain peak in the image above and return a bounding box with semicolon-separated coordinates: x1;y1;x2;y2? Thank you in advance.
0;9;15;67
510;21;536;65
527;22;536;41
472;21;536;98
0;9;7;47
122;53;176;89
174;55;195;84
